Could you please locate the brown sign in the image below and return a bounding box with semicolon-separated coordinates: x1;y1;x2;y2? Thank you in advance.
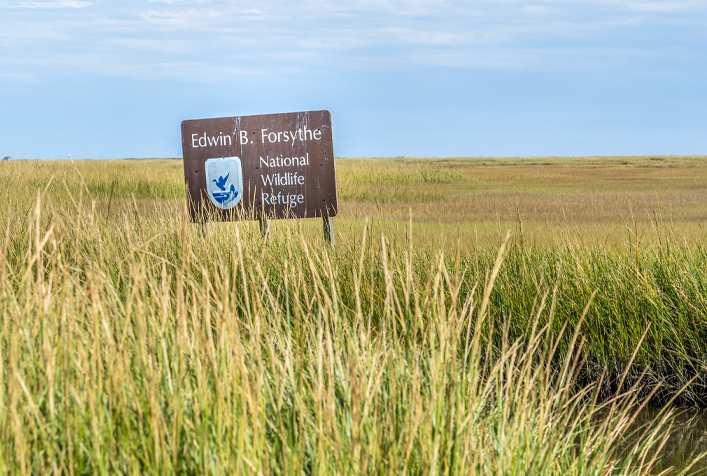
181;110;337;222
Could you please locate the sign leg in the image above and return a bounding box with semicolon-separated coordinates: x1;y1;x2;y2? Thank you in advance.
260;217;271;242
323;216;335;248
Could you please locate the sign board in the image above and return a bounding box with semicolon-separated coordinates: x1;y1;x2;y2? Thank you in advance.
181;110;337;222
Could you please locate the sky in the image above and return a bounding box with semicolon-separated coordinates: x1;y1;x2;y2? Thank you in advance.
0;0;705;159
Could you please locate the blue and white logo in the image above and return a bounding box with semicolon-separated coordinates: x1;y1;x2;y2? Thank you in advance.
205;157;243;210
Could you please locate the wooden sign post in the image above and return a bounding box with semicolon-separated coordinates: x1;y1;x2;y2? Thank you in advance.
181;110;337;245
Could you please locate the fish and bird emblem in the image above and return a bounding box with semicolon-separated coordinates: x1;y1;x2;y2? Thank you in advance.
205;157;243;210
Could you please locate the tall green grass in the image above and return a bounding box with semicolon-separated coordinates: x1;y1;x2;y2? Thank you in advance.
0;181;704;473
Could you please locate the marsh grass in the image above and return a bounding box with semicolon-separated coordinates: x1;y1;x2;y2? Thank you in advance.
339;188;446;203
338;167;465;185
0;195;698;474
1;158;707;473
3;156;707;245
335;155;707;245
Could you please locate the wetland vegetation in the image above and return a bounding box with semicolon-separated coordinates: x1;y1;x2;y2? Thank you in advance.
0;156;706;473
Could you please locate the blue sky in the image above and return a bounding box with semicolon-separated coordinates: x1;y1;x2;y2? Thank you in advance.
1;0;705;159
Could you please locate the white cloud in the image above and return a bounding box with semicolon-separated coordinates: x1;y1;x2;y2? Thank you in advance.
600;0;699;13
1;0;705;82
1;1;92;8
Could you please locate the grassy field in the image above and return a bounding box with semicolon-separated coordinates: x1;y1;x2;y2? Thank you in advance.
0;156;706;473
337;155;707;247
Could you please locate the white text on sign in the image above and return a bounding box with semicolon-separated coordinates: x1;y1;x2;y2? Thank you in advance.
190;128;322;148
